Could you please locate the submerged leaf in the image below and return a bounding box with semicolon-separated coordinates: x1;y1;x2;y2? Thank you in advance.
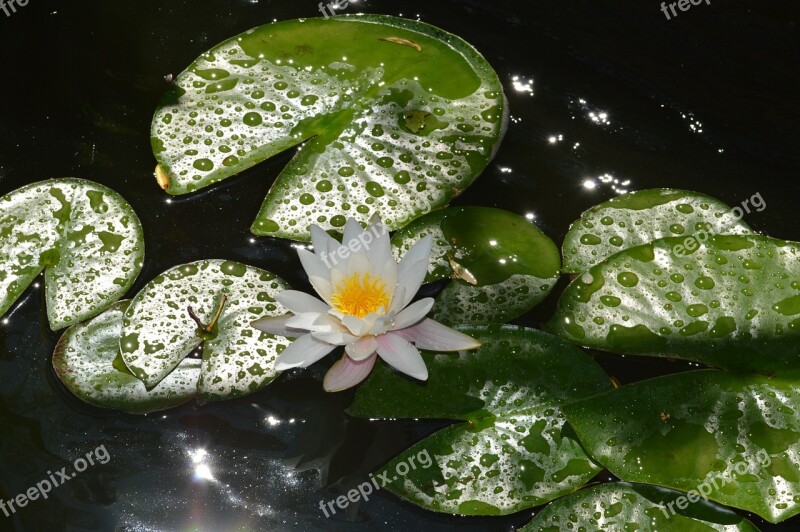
520;482;758;531
348;325;612;515
561;189;753;274
151;15;507;240
53;301;199;414
549;235;800;375
120;260;290;403
564;370;800;523
391;207;560;325
0;178;144;330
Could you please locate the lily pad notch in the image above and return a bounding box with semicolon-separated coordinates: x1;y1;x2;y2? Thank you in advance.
151;15;508;240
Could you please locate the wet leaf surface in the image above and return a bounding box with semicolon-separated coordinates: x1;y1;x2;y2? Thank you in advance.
520;482;758;531
348;325;611;515
120;260;290;402
391;207;560;325
53;301;200;414
0;179;144;330
562;189;753;274
151;15;507;241
564;370;800;523
549;235;800;376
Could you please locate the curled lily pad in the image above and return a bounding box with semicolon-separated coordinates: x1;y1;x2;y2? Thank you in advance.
120;260;290;403
151;15;507;240
348;325;612;516
53;301;200;414
548;235;800;375
520;482;758;531
564;370;800;523
562;189;753;274
391;207;560;325
0;178;144;330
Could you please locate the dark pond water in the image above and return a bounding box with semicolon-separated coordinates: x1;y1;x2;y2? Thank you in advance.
0;0;798;530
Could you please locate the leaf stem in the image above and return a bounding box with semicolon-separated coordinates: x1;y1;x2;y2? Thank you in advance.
206;295;228;332
186;294;229;334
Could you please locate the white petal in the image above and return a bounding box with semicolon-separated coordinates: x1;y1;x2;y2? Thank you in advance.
394;319;482;351
323;353;377;392
376;332;428;381
298;248;331;280
398;235;433;275
308;275;334;305
346;251;374;278
343;217;364;245
365;216;392;271
274;334;337;370
277;290;330;314
391;259;429;313
310;224;341;259
251;315;298;337
393;298;434;330
344;336;378;361
380;257;398;301
341;313;377;337
312;330;359;346
286;312;340;332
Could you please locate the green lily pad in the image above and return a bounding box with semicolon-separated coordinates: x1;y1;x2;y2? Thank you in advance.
0;178;144;330
348;325;612;515
548;235;800;375
53;301;200;414
563;370;800;523
520;482;758;531
120;260;290;403
151;15;507;241
391;207;561;325
562;189;753;274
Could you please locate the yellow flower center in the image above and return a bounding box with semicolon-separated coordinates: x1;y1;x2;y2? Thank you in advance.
330;272;390;318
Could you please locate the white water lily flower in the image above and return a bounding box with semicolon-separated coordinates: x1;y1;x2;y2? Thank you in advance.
252;215;480;392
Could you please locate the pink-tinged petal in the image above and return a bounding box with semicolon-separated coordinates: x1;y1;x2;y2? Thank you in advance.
311;330;359;346
308;275;334;305
251;315;299;337
391;259;429;313
274;333;337;370
394;318;481;352
323;353;377;392
310;224;340;258
376;332;428;381
345;336;378;361
277;290;329;314
393;298;434;329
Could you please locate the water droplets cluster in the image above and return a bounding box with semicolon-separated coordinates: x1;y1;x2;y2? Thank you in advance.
0;179;144;330
562;189;753;274
120;260;290;403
